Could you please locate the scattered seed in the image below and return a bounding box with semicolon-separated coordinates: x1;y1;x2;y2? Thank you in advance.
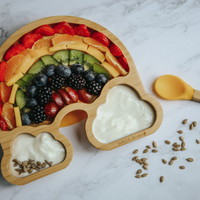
186;158;194;162
152;149;158;153
179;136;184;142
49;161;53;167
196;139;200;144
143;161;149;165
35;167;40;172
141;173;148;178
132;156;138;161
153;141;157;148
172;147;180;151
190;124;193;130
180;166;185;169
169;160;174;165
141;158;148;162
27;164;31;168
45;160;49;165
177;130;183;134
171;157;177;161
182;119;188;124
162;159;167;164
13;162;18;167
143;165;148;170
23;166;27;173
136;169;142;174
28;168;33;174
181;142;185;148
42;162;47;168
16;160;22;165
146;145;151;149
135;175;141;178
165;140;171;145
22;161;28;166
143;149;149;154
12;159;17;163
172;142;178;147
37;161;42;166
160;176;164;183
133;149;139;154
193;121;197;127
181;147;187;151
15;169;21;173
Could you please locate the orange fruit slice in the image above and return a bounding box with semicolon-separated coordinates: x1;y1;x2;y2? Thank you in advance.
52;34;83;46
105;52;127;75
83;37;109;52
20;49;39;59
0;82;11;103
32;36;54;50
2;102;16;130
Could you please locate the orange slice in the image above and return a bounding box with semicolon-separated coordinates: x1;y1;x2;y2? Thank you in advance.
83;37;109;52
52;34;83;46
20;49;39;59
2;102;16;130
0;82;11;103
105;52;127;75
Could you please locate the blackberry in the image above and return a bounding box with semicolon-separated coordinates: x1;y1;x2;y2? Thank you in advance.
36;86;52;105
67;73;86;90
48;74;66;90
30;105;46;124
86;80;103;95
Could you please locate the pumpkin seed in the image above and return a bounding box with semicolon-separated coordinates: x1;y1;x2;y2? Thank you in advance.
182;119;188;124
160;176;164;183
153;141;157;148
133;149;139;154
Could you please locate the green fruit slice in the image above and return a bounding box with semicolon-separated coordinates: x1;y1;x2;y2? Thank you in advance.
53;50;69;66
69;50;84;66
83;54;100;71
28;60;46;75
21;74;35;84
16;89;27;109
93;63;112;79
41;55;59;67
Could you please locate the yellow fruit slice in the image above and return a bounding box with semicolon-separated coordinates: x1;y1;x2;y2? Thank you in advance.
101;61;120;78
49;44;67;52
86;46;105;63
105;52;127;75
67;43;88;52
9;84;19;104
20;49;39;59
83;37;109;52
52;34;83;46
14;107;22;127
6;72;23;87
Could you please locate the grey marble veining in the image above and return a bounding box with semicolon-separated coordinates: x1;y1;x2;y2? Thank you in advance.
1;0;200;199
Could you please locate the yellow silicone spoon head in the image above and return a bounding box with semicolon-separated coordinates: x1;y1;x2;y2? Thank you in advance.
154;75;194;100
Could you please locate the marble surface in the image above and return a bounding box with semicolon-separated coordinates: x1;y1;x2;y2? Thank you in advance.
1;0;200;199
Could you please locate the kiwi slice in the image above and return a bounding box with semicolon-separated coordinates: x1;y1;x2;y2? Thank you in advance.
53;50;69;66
83;54;100;71
16;89;27;109
69;50;84;66
16;79;30;91
93;63;112;79
21;74;35;84
41;55;59;67
28;60;46;75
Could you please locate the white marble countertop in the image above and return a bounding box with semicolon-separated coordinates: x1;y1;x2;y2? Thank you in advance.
1;0;200;199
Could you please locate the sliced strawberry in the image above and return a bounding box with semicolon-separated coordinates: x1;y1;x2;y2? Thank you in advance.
34;24;55;36
109;44;123;57
92;32;110;47
118;56;129;71
21;33;43;48
0;61;7;82
0;116;7;131
73;24;90;37
54;21;74;35
4;44;25;61
0;102;2;116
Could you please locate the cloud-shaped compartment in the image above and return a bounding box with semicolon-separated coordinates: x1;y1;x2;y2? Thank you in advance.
92;85;155;144
9;132;66;178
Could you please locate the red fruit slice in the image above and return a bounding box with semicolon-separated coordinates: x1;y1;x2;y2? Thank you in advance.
58;89;73;105
0;82;11;103
65;87;78;103
0;116;8;131
54;21;74;35
0;102;2;116
92;32;110;47
77;88;96;103
4;44;25;61
118;56;129;72
109;44;123;57
21;33;43;48
34;24;55;36
52;92;65;109
73;24;90;37
45;102;59;118
2;102;16;130
0;61;7;82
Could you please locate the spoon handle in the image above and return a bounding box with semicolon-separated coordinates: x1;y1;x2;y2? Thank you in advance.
192;90;200;102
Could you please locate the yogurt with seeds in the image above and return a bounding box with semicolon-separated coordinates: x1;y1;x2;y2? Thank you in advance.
92;85;155;143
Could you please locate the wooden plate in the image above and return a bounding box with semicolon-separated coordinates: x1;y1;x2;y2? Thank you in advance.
0;16;163;185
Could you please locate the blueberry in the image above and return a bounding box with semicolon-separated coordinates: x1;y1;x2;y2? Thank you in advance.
33;74;48;87
56;65;71;78
95;74;107;85
26;98;38;108
26;85;37;98
22;113;32;125
44;65;56;77
83;70;95;82
71;64;84;75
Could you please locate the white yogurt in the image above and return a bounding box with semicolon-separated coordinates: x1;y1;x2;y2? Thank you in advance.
9;132;66;178
92;85;155;144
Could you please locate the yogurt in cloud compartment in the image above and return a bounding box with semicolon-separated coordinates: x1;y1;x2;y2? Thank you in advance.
92;85;155;144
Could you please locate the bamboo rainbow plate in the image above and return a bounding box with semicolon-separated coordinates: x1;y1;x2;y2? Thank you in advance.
0;16;163;185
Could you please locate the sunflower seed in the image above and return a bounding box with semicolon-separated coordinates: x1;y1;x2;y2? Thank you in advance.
141;158;148;161
136;169;142;174
28;168;33;174
173;147;180;151
180;166;185;169
160;176;164;183
181;147;187;151
143;161;149;165
143;165;148;170
165;140;171;145
179;136;184;142
177;130;183;134
133;149;139;154
173;142;178;147
152;149;158;153
182;119;188;124
146;145;151;149
190;124;193;130
153;141;157;148
181;142;185;148
13;162;18;167
162;159;167;164
186;158;193;162
135;175;141;178
193;121;197;127
143;149;149;154
196;139;200;144
141;173;148;178
169;160;174;165
171;156;177;161
132;156;138;161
